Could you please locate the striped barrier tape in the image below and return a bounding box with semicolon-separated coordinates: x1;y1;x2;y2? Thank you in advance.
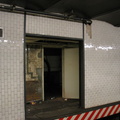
55;104;120;120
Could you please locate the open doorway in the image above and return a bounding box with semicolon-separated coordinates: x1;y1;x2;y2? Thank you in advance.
25;36;80;101
44;48;62;100
25;35;83;120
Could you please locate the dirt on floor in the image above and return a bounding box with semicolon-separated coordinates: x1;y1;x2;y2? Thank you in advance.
26;97;120;120
26;97;80;120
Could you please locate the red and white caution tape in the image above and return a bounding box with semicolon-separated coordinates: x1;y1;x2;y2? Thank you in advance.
55;104;120;120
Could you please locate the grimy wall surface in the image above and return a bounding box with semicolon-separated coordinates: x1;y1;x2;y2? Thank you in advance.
85;20;120;108
0;11;25;120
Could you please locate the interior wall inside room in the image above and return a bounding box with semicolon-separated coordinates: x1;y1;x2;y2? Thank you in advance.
26;45;43;101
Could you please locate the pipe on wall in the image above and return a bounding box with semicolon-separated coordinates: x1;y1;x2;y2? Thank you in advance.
0;4;87;23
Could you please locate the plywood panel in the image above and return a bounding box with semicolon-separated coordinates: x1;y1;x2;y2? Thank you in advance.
62;48;79;99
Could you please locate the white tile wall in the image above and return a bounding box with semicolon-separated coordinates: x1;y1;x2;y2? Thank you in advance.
26;15;83;38
0;11;25;120
26;15;120;109
0;9;119;119
85;20;120;108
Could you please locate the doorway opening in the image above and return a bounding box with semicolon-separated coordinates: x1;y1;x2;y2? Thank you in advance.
44;48;62;100
25;34;83;120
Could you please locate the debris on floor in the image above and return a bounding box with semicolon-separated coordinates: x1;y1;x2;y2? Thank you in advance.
26;97;79;120
64;98;67;101
31;101;36;105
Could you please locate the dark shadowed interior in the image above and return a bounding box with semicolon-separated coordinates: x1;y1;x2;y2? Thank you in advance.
44;48;62;100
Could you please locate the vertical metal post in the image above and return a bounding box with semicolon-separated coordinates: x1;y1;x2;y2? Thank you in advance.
79;23;85;108
23;12;27;119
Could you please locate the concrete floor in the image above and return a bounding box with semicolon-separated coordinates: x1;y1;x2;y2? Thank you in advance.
26;98;120;120
26;98;80;120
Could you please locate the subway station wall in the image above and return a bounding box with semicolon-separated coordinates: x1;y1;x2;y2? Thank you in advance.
26;15;120;108
85;20;120;108
0;11;25;120
0;11;119;120
26;15;83;38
